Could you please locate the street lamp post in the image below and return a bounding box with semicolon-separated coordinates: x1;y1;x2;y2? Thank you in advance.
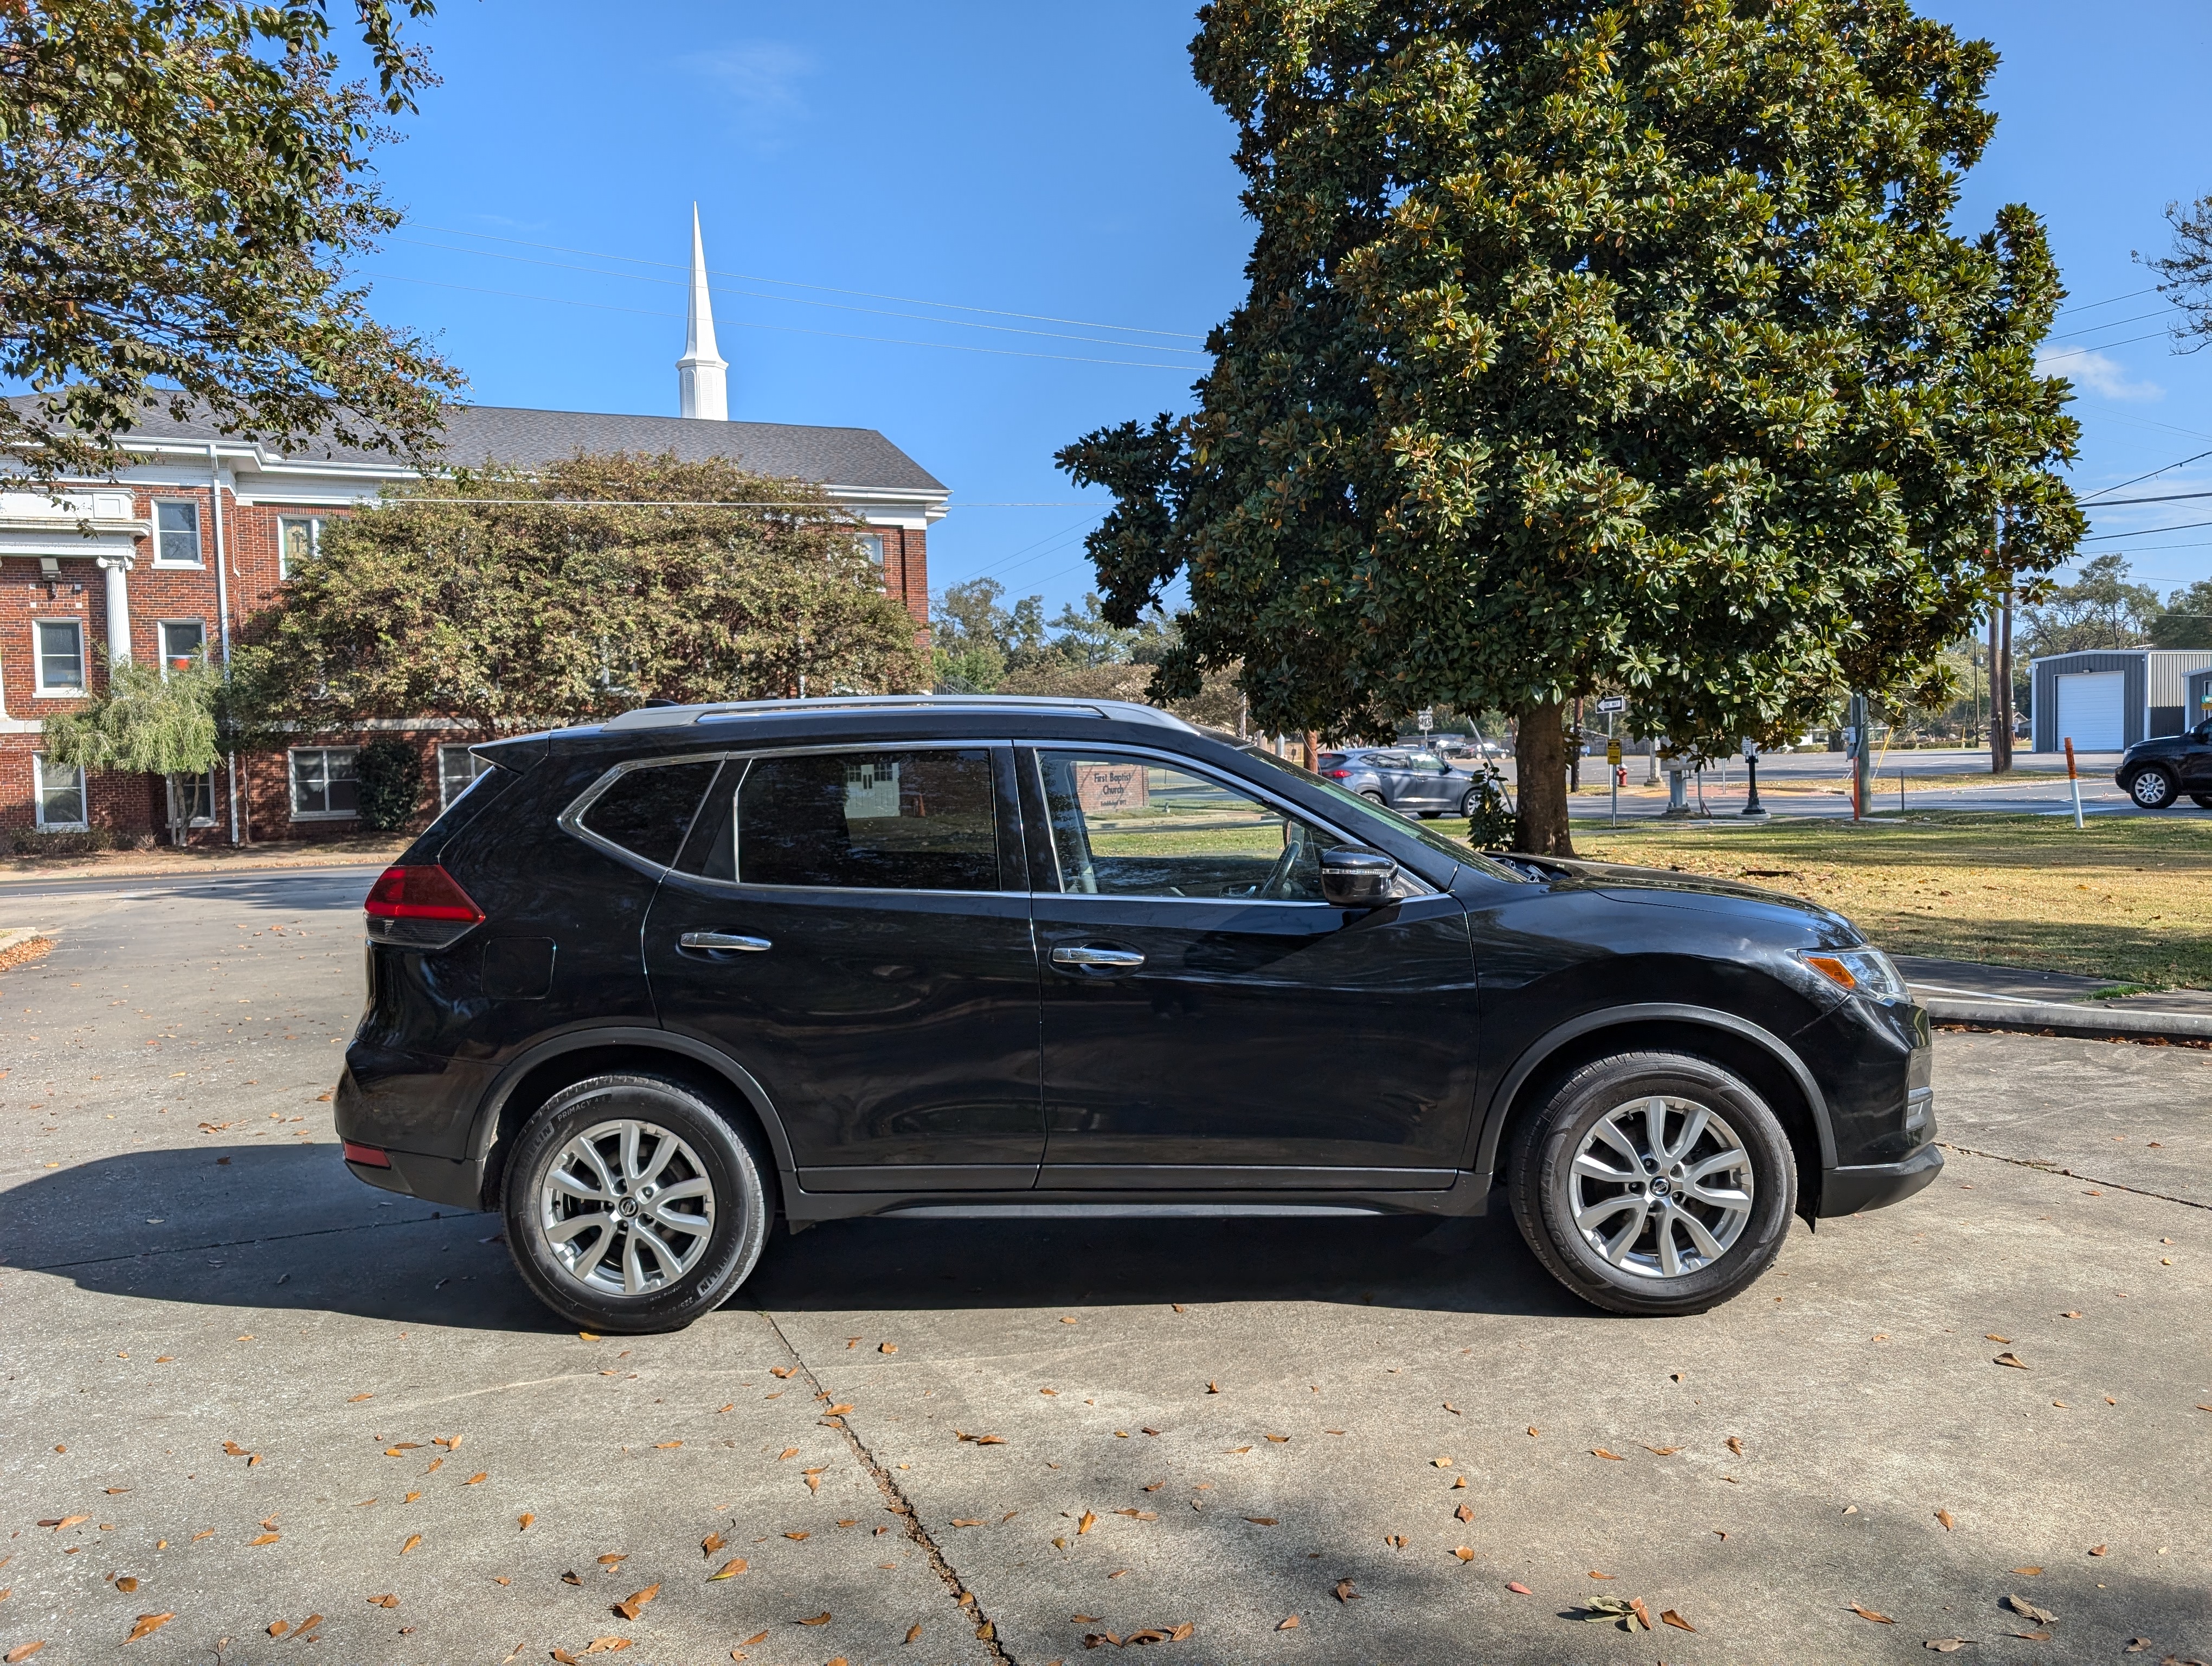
1740;738;1769;818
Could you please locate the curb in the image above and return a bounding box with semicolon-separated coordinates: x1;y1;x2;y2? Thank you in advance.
1917;993;2212;1045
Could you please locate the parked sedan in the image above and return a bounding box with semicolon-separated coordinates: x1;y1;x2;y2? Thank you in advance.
1319;747;1481;818
2115;716;2212;809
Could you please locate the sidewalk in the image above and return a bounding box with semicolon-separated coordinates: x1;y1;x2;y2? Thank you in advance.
1895;953;2212;1042
0;834;403;886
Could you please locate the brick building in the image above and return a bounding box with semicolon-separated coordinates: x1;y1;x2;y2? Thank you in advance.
0;212;947;848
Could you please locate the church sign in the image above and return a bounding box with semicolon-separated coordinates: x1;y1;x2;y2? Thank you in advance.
1073;762;1149;813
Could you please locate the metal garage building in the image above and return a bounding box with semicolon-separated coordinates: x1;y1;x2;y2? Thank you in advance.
2029;648;2212;752
2190;665;2212;730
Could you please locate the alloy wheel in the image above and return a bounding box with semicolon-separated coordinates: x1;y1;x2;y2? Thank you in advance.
539;1118;716;1295
2132;770;2172;807
1566;1094;1753;1279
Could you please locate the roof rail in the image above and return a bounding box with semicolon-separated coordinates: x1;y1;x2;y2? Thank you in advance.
599;693;1199;734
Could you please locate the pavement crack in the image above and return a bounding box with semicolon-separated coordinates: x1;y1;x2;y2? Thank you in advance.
757;1308;1017;1666
1938;1142;2208;1211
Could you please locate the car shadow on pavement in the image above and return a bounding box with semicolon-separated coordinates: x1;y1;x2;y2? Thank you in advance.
4;1145;1599;1326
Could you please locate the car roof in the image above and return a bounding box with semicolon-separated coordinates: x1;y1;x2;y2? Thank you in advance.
596;694;1200;735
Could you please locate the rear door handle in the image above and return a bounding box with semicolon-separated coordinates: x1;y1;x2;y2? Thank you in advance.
1050;944;1145;972
680;931;771;953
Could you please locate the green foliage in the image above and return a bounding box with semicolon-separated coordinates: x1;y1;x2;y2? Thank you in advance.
929;579;1180;693
0;1;461;488
2017;554;2163;656
1059;0;2082;851
234;452;928;734
2149;579;2212;650
355;739;422;832
41;655;220;778
1461;760;1517;849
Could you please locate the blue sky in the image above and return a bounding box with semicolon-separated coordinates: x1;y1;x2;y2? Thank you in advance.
358;0;2212;614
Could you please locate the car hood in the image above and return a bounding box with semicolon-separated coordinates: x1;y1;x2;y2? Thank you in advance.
1497;854;1864;947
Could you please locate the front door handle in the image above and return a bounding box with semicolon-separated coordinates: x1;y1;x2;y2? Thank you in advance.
1051;944;1145;973
680;931;771;953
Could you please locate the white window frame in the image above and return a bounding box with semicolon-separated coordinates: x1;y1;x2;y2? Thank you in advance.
157;619;207;677
438;743;490;809
856;533;885;567
153;499;204;567
33;617;87;696
278;514;323;580
287;746;361;821
32;754;88;831
167;768;219;829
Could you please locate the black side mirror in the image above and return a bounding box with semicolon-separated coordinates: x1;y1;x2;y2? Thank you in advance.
1320;847;1399;907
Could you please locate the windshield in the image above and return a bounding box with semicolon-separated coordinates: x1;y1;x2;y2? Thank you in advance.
1242;747;1529;882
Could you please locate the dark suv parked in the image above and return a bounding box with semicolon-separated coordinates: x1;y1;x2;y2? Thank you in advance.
2115;717;2212;809
337;696;1938;1331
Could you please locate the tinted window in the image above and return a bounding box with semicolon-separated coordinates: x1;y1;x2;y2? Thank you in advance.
580;760;718;867
735;749;999;891
1036;752;1343;901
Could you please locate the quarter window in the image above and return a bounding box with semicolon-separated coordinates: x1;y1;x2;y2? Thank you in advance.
158;619;205;675
1036;752;1342;901
577;760;718;868
279;515;322;579
155;501;202;565
731;748;1000;892
34;619;85;693
289;747;359;817
33;755;87;829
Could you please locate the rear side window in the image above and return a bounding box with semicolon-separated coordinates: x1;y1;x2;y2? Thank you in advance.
577;760;718;868
734;748;1000;891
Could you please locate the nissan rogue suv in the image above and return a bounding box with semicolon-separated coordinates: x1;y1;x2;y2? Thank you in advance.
336;696;1938;1332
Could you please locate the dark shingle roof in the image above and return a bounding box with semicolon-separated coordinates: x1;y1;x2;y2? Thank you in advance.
9;396;944;494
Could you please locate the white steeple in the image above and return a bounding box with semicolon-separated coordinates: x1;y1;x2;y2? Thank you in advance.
676;203;729;421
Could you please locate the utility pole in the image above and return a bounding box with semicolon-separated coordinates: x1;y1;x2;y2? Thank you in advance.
1989;509;2014;772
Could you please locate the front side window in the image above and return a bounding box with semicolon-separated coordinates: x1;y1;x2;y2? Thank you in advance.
33;755;87;829
34;618;85;693
155;501;202;565
158;619;206;675
1036;751;1343;901
732;748;999;892
438;744;491;809
279;516;322;579
289;747;359;817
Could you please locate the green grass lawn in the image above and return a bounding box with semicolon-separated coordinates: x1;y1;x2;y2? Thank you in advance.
1571;812;2212;989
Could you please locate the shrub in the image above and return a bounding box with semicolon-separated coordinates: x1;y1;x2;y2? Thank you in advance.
355;739;422;832
1463;762;1517;850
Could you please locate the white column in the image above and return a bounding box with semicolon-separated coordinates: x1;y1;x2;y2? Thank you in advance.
99;555;132;665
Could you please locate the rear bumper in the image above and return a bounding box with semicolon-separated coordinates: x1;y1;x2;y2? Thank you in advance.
343;1147;488;1210
1817;1139;1944;1218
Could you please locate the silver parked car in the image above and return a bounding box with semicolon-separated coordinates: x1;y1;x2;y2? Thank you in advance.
1318;747;1480;818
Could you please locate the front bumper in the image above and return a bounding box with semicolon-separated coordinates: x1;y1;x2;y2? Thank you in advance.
1817;1139;1944;1217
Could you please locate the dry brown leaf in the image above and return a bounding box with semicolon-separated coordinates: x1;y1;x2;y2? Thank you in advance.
741;1633;769;1647
1276;1615;1299;1630
1850;1603;1896;1624
1453;1547;1476;1562
1205;1381;1219;1394
4;1644;44;1663
1263;1432;1289;1443
904;1623;922;1643
518;1514;535;1532
552;1651;580;1664
115;1578;138;1593
1384;1535;1409;1549
1986;1332;2011;1343
369;1594;400;1608
652;1442;680;1451
1506;1581;1532;1595
268;1620;291;1637
1591;1448;1625;1461
704;1555;748;1582
2089;1544;2107;1556
1226;1445;1251;1454
1432;1456;1452;1468
1661;1609;1696;1632
598;1554;628;1566
1725;1436;1745;1456
796;1612;832;1626
776;1447;799;1461
582;1639;634;1655
1925;1641;1974;1654
1587;1571;1616;1581
1076;1511;1098;1535
612;1584;661;1620
824;1404;854;1417
2011;1567;2044;1577
783;1532;809;1542
1455;1504;1474;1523
124;1612;176;1644
248;1533;280;1546
2004;1595;2056;1625
561;1573;582;1586
384;1443;421;1455
1643;1445;1682;1455
701;1532;725;1556
1935;1509;1956;1530
1629;1597;1653;1631
769;1367;795;1379
400;1534;422;1555
1526;1426;1539;1437
950;1520;985;1528
1994;1353;2027;1369
464;1472;488;1486
427;1456;446;1472
1244;1517;1277;1527
222;1441;246;1456
803;1470;825;1495
348;1392;374;1402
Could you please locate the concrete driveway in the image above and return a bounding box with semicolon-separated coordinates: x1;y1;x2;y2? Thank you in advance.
2;873;2206;1664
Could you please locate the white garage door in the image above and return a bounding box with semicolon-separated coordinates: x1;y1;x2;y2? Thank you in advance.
2055;670;2126;752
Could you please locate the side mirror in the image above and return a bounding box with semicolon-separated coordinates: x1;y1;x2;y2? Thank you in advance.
1320;846;1399;907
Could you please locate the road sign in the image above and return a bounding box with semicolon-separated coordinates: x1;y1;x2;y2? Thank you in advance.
1595;696;1626;715
1416;707;1434;733
1606;739;1623;766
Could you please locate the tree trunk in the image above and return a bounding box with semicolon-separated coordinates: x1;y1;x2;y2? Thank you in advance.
1514;699;1575;855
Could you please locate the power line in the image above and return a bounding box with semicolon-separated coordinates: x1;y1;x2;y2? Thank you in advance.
362;271;1196;370
393;236;1210;355
2078;447;2212;503
2042;306;2174;343
414;222;1208;341
2080;516;2212;542
2036;330;2174;363
2055;284;2163;317
2083;488;2212;508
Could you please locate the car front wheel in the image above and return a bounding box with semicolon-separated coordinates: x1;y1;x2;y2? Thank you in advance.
2129;766;2178;809
1508;1051;1797;1316
503;1072;770;1333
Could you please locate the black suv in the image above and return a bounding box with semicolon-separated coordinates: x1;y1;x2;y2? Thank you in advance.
2115;716;2212;809
337;696;1937;1331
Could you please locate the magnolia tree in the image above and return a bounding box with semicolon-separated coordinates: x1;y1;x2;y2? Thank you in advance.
1060;0;2084;853
232;452;927;735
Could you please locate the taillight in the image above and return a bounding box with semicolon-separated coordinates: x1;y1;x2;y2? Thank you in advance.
1325;768;1352;779
365;864;484;924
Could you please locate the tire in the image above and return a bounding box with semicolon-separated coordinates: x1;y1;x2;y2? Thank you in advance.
502;1072;771;1334
1458;788;1480;817
2128;766;2178;809
1508;1051;1798;1317
1360;790;1387;805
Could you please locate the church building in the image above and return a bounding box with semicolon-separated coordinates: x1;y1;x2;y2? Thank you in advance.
0;211;948;847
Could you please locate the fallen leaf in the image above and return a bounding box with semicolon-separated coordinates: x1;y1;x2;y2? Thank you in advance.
518;1514;535;1531
796;1612;832;1626
824;1405;854;1417
1432;1456;1452;1468
2004;1595;2056;1625
465;1472;488;1486
950;1520;985;1528
562;1573;582;1586
1334;1580;1359;1603
783;1532;809;1542
552;1652;579;1664
702;1533;726;1556
348;1393;374;1402
1726;1436;1745;1456
1630;1598;1652;1631
2090;1543;2108;1556
1526;1426;1539;1437
400;1532;422;1555
223;1441;246;1456
905;1624;922;1643
1661;1605;1697;1632
803;1469;825;1494
2011;1630;2051;1643
1851;1603;1896;1624
1384;1535;1409;1549
1591;1448;1625;1461
1077;1511;1098;1535
1454;1547;1476;1562
2011;1567;2043;1578
707;1559;748;1580
1924;1638;1974;1652
1588;1571;1616;1581
1276;1615;1299;1630
4;1646;42;1664
583;1640;633;1655
369;1594;399;1608
1170;1623;1193;1640
124;1612;176;1643
115;1578;138;1593
613;1584;660;1620
1205;1381;1219;1394
653;1442;680;1451
741;1633;768;1647
248;1533;281;1546
1986;1333;2011;1343
597;1554;628;1566
1643;1445;1682;1455
44;1516;87;1533
1994;1353;2027;1369
1264;1432;1289;1443
579;1331;601;1342
1506;1582;1532;1595
1244;1517;1277;1527
1936;1509;1956;1530
1455;1504;1474;1523
2125;1639;2152;1653
269;1620;291;1638
769;1367;795;1379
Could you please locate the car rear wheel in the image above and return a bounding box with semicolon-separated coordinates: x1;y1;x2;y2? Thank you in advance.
1458;787;1481;817
503;1073;770;1333
1508;1051;1797;1316
2129;766;2178;809
1360;790;1387;805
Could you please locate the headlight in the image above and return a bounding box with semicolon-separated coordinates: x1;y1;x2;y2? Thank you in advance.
1799;946;1908;1002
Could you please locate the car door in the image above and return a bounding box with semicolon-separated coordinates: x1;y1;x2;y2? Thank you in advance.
1024;746;1481;1188
1367;751;1412;806
1401;752;1456;813
2182;721;2212;790
643;744;1044;1191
